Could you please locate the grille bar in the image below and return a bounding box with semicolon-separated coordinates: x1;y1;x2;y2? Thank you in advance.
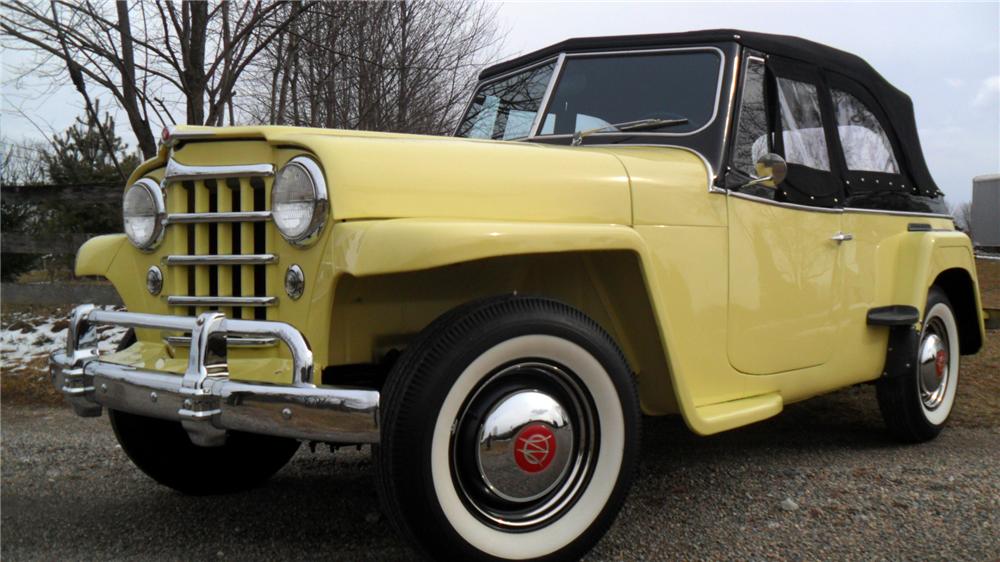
164;254;277;266
167;211;272;224
167;296;276;307
162;158;276;320
165;160;274;181
164;335;278;347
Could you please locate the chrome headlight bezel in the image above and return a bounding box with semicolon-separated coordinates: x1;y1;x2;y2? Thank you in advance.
271;156;329;247
122;178;166;252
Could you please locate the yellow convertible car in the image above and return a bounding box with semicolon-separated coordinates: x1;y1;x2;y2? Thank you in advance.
51;29;984;560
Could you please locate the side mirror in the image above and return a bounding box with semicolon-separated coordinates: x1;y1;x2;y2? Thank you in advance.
741;153;787;190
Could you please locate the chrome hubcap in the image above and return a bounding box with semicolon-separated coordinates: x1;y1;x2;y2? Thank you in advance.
451;361;598;530
477;390;574;502
918;317;950;410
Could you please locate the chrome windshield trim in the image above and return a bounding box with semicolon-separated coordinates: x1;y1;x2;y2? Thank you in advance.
164;159;274;182
166;211;272;224
728;190;844;214
163;254;277;266
530;46;727;139
527;53;565;139
166;296;277;307
453;54;562;138
844;207;954;220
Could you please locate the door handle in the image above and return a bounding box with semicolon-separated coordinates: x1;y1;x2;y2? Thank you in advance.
831;232;854;243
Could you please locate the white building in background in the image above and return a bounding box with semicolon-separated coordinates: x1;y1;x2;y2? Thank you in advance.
971;174;1000;250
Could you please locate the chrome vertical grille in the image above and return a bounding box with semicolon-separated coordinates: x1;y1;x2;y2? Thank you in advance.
160;160;278;344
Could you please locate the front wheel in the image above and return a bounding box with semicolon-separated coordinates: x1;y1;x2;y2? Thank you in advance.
377;296;641;561
110;410;300;495
877;287;961;443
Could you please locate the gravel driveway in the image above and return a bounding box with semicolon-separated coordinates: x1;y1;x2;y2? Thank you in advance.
3;384;998;561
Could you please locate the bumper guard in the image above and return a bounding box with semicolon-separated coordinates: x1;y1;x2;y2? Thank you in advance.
50;305;379;447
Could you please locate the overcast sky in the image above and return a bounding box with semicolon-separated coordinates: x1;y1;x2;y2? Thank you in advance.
2;1;998;203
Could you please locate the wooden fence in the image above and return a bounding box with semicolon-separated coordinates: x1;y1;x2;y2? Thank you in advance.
2;183;123;305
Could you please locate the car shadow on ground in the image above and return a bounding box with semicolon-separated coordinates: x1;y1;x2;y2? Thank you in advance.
55;387;898;559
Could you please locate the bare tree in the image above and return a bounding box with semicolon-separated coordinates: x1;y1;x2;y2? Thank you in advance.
243;1;504;135
951;201;973;232
1;0;313;158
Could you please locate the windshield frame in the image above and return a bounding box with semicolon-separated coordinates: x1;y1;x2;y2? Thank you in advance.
451;54;562;140
454;45;727;141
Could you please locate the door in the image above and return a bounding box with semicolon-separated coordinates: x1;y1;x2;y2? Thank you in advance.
726;54;846;375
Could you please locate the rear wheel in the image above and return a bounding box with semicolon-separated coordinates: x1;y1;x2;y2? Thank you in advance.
110;410;300;495
377;296;641;561
877;287;960;443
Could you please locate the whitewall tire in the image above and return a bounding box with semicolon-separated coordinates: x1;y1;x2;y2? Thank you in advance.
376;296;641;561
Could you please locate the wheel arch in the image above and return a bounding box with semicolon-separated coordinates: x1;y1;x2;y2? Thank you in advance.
932;267;983;355
328;247;677;415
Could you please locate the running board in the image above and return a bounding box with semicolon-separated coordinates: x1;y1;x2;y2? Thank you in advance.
692;393;783;435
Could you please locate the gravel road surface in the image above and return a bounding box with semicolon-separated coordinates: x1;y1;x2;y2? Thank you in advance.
3;386;998;561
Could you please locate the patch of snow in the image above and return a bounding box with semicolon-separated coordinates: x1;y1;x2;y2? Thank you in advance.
0;306;129;374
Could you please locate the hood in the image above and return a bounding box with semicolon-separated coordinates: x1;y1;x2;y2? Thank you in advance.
144;126;633;225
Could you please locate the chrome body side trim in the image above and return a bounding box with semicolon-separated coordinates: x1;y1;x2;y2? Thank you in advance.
166;211;272;224
164;159;274;182
50;306;379;445
727;190;844;214
166;296;277;307
844;207;954;220
163;254;277;266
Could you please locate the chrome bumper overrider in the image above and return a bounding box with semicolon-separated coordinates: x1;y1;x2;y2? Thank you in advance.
50;305;379;447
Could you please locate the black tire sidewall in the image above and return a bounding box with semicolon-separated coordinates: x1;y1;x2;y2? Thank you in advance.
109;409;300;495
378;297;640;562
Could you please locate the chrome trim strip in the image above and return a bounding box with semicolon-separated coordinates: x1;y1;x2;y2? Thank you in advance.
584;143;716;188
843;207;954;220
166;211;272;224
532;46;727;139
164;254;277;266
164;159;274;182
167;296;277;307
165;335;278;348
527;53;565;139
728;190;844;214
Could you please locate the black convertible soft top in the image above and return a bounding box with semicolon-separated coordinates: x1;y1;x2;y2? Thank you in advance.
481;29;938;195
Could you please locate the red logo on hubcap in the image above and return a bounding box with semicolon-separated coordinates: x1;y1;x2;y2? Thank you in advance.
935;350;947;377
513;424;556;473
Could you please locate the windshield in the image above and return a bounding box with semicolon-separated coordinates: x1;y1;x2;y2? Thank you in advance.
456;49;723;141
455;61;556;140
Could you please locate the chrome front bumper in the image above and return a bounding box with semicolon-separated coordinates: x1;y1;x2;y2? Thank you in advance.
50;305;379;447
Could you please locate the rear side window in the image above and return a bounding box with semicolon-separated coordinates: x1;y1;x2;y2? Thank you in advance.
831;89;899;173
775;77;830;171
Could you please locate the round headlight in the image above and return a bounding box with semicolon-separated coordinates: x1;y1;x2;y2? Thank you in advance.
271;157;328;245
123;178;166;251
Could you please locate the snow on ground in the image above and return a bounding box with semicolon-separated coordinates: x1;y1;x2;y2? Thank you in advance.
0;306;129;374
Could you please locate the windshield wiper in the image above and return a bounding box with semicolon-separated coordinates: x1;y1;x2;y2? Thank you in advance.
571;117;689;146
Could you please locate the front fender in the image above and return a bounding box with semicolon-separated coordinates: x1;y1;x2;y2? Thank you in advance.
331;220;650;276
75;234;128;277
